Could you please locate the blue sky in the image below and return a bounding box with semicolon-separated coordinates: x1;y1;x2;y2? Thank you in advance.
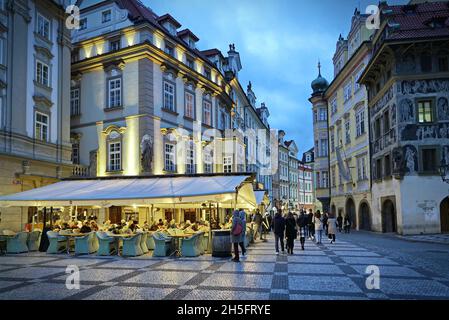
147;0;405;156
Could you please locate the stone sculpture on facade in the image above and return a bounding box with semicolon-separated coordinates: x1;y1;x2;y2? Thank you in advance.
89;150;97;177
140;134;153;173
392;147;404;177
404;146;417;174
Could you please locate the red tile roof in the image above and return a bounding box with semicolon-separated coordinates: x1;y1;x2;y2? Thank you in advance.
382;1;449;41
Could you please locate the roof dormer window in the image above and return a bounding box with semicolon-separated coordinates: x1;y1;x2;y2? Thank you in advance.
102;10;112;23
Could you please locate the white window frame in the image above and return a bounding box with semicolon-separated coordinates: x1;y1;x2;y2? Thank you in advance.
108;140;121;172
185;91;194;119
79;18;87;30
70;88;80;116
344;82;352;102
36;60;50;87
186;142;195;174
35;111;49;142
357;156;367;181
163;81;175;112
319;108;327;121
203;99;212;126
204;152;213;173
164;143;176;172
72;142;80;165
356;109;366;137
37;13;50;40
345;119;351;144
224;156;233;173
330;97;337;114
110;39;121;52
108;78;122;108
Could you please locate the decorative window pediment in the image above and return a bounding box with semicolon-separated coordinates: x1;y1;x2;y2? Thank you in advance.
34;45;54;60
33;95;53;108
103;59;125;74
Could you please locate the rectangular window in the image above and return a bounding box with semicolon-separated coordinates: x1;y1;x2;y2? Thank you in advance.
356;109;365;137
331;132;335;152
376;158;382;180
331;98;337;114
204;152;213;174
110;39;121;52
224;156;233;173
102;10;112;23
374;118;381;139
70;88;80;116
35;112;48;141
344;82;352;102
203;100;212;126
331;167;336;187
418;100;434;123
108;78;122;108
79;18;87;30
320;139;328;157
108;141;121;171
384;110;390;134
72;143;80;165
319;108;327;121
37;13;50;40
36;61;49;87
357;156;367;181
164;43;175;57
186;57;195;69
345;119;351;144
163;81;175;112
186;143;195;174
164;143;175;172
421;148;438;173
385;154;391;177
439;56;449;72
204;68;211;80
313;110;318;123
185;92;194;119
322;171;329;188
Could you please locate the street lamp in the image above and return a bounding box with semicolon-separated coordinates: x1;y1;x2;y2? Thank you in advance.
439;164;449;184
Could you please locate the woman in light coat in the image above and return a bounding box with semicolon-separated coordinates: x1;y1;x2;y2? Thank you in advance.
327;213;337;244
314;211;323;244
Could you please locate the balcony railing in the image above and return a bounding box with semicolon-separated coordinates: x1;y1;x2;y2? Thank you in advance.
72;165;89;178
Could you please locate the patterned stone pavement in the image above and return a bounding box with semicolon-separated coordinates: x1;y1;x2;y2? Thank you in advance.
0;232;449;300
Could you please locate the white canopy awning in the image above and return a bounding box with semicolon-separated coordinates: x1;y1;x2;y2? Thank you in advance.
0;175;257;209
254;191;269;207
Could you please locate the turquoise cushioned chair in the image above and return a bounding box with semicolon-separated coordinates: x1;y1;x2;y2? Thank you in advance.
96;231;116;256
181;233;201;257
146;232;155;250
152;232;173;257
75;232;99;255
47;231;68;254
139;232;149;254
122;233;143;257
6;232;29;254
27;231;41;252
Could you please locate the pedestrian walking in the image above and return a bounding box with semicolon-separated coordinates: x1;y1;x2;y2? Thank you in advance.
314;211;323;244
344;215;352;234
272;210;286;255
252;209;263;241
307;209;315;240
337;213;343;233
231;210;244;262
297;210;308;250
322;212;329;236
285;212;297;255
239;209;247;254
327;213;337;244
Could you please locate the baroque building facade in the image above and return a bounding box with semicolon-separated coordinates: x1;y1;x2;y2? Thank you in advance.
324;10;373;230
359;1;449;235
69;0;273;224
0;0;73;231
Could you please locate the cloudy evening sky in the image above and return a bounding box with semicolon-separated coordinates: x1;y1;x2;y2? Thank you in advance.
148;0;405;155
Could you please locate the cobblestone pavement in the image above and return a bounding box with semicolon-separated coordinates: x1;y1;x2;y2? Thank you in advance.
0;232;448;300
398;234;449;245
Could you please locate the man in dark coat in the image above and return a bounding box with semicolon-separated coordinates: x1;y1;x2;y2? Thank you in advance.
297;211;308;250
272;210;286;254
253;210;263;241
307;209;315;240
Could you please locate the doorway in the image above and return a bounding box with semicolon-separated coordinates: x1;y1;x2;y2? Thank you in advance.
345;198;356;229
359;202;371;231
382;200;397;233
440;197;449;233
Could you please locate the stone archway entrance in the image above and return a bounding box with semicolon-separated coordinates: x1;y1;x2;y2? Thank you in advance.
440;197;449;233
359;202;371;231
345;198;356;229
382;200;397;233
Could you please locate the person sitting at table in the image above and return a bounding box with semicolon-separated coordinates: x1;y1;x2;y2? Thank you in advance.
128;220;140;233
61;222;70;230
157;219;164;227
80;221;92;234
169;219;177;228
90;220;99;232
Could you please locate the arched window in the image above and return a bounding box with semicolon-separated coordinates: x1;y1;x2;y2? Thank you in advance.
107;131;122;172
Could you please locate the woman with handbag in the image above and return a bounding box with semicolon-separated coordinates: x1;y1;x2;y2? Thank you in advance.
285;212;297;255
231;210;244;262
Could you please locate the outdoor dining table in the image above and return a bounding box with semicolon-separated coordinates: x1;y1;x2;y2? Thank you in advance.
169;234;193;258
108;233;134;256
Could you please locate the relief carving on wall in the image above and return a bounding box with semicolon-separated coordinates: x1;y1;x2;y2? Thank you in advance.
401;123;449;141
404;145;418;174
371;85;394;117
140;134;154;173
399;98;415;123
401;79;449;95
437;97;449;121
391;103;397;126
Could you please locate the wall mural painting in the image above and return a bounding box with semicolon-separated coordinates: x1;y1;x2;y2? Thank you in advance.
401;79;449;95
399;98;415;123
401;123;449;141
441;146;449;166
403;145;418;174
392;147;404;176
371;85;394;118
391;103;397;126
437;97;449;121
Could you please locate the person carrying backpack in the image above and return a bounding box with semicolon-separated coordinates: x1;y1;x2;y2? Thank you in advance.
231;210;244;262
